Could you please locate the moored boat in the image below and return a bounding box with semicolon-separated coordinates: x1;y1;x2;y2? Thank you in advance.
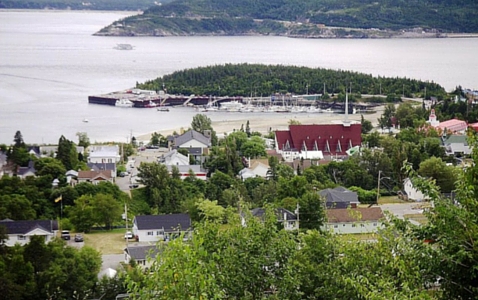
115;98;133;107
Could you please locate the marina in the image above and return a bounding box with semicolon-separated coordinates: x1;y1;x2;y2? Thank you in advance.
89;89;379;114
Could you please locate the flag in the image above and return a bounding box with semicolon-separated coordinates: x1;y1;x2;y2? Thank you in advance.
54;195;62;203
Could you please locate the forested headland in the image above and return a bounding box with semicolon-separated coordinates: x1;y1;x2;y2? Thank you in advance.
95;0;478;37
137;63;447;99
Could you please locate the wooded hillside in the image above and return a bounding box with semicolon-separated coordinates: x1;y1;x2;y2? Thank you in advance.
96;0;478;37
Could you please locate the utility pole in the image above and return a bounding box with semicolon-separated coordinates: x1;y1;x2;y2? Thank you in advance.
376;170;382;205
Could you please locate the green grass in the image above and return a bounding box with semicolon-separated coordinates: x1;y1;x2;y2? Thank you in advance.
378;196;407;204
84;229;128;254
403;213;429;225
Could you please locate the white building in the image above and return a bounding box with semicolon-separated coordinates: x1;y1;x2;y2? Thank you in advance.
132;214;192;243
403;178;428;202
322;207;384;234
87;145;121;164
0;219;58;246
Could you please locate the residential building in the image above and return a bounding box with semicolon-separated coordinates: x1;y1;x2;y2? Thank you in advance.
0;219;58;246
132;214;192;242
17;160;36;179
442;135;472;156
239;159;270;180
87;162;117;178
160;149;207;180
124;245;160;269
241;208;299;231
172;130;211;163
87;145;121;164
322;207;384;234
403;178;428;202
275;124;362;162
77;170;113;184
319;187;360;209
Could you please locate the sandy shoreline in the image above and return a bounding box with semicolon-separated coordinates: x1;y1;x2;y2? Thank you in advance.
136;106;384;142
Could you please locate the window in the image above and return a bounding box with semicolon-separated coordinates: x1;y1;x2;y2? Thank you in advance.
352;224;356;228
373;223;377;226
17;235;26;240
361;224;365;227
147;231;153;236
156;230;164;236
333;225;338;228
288;221;295;227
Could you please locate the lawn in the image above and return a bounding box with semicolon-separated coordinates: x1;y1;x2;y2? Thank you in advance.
84;228;127;254
403;213;429;225
378;196;407;204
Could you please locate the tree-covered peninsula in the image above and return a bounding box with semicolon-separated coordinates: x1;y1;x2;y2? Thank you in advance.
95;0;478;38
136;63;447;99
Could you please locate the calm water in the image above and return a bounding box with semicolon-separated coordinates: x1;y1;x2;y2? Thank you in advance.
1;10;477;144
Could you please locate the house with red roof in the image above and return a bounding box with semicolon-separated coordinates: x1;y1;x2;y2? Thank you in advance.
427;110;468;134
274;124;362;161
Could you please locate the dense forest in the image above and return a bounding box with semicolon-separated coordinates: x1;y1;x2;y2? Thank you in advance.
137;63;447;99
96;0;478;37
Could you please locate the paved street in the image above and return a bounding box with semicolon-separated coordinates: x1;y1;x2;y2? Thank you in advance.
379;203;425;225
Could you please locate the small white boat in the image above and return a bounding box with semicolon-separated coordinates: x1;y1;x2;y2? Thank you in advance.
157;107;169;112
82;118;89;123
114;44;133;50
115;98;134;108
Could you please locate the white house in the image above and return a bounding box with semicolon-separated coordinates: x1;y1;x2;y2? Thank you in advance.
172;130;211;163
87;145;121;164
0;219;59;246
124;245;160;270
322;207;384;234
403;178;428;201
239;160;270;180
132;214;192;243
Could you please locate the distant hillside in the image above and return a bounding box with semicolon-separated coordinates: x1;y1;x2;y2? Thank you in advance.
96;0;478;37
0;0;173;11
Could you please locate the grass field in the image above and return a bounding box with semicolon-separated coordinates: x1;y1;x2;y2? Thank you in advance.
84;228;127;254
403;213;429;225
378;196;407;204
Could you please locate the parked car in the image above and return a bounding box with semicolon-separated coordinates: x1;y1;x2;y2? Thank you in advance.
74;233;84;242
61;230;71;240
124;231;134;239
129;184;139;189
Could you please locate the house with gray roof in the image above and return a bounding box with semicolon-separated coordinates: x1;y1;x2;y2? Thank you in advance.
0;219;58;246
241;208;299;231
442;135;472;156
17;160;36;179
87;162;117;178
124;245;161;269
319;187;359;209
172;130;211;163
132;213;192;242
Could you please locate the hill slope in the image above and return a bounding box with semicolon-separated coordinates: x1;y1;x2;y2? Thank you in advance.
96;0;478;37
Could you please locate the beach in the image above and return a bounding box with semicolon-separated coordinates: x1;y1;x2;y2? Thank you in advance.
136;105;385;142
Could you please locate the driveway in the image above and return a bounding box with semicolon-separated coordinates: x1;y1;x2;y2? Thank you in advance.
379;203;423;225
99;254;125;278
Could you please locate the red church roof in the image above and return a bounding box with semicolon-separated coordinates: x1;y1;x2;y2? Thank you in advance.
276;124;362;156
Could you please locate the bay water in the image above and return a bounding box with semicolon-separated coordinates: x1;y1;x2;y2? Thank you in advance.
1;10;477;145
